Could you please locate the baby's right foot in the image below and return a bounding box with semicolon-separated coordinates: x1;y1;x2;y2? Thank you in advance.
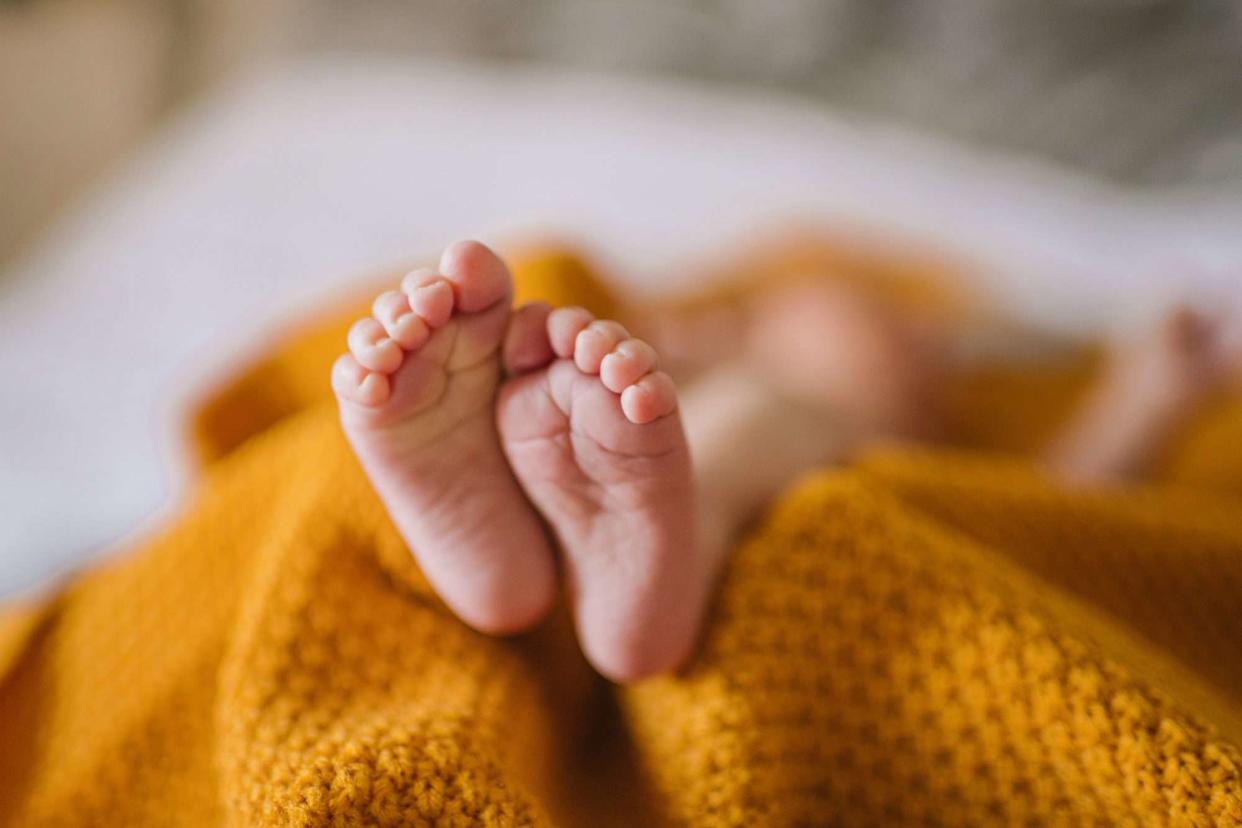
332;241;556;634
497;307;703;681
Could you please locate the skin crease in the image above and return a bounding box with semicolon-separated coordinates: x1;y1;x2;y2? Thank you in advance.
335;241;1240;681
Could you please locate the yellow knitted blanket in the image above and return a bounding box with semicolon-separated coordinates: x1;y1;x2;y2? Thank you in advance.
1;247;1241;827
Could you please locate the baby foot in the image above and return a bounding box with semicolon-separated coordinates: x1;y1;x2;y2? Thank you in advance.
332;241;556;634
497;306;702;681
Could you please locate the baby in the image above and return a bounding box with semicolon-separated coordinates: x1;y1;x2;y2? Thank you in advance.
332;240;1240;682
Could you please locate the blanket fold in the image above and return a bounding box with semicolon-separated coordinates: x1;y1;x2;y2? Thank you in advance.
1;246;1239;827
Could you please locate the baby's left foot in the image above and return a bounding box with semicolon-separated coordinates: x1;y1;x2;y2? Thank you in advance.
497;307;703;681
332;242;556;634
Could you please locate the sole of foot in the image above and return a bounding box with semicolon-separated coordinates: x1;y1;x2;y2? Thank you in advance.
498;304;703;682
332;241;556;635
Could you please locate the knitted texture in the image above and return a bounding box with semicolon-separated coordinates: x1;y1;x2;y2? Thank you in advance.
1;247;1241;826
622;467;1242;826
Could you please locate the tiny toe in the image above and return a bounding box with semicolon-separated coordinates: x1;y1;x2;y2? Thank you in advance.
356;372;391;406
547;306;594;358
348;317;403;373
400;267;441;293
574;320;629;374
372;290;430;350
372;289;410;324
405;277;455;328
439;240;513;313
332;354;391;406
390;313;431;351
600;338;658;393
503;302;555;375
620;371;677;424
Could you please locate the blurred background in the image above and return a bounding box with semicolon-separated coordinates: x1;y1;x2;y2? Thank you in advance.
5;0;1242;266
2;0;1241;594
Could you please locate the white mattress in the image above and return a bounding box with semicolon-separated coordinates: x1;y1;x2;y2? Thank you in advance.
2;56;1240;596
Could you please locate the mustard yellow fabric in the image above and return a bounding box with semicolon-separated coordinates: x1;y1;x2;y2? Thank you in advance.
1;247;1241;827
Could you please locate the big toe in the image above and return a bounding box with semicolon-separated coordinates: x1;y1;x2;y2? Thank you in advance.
440;240;513;313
